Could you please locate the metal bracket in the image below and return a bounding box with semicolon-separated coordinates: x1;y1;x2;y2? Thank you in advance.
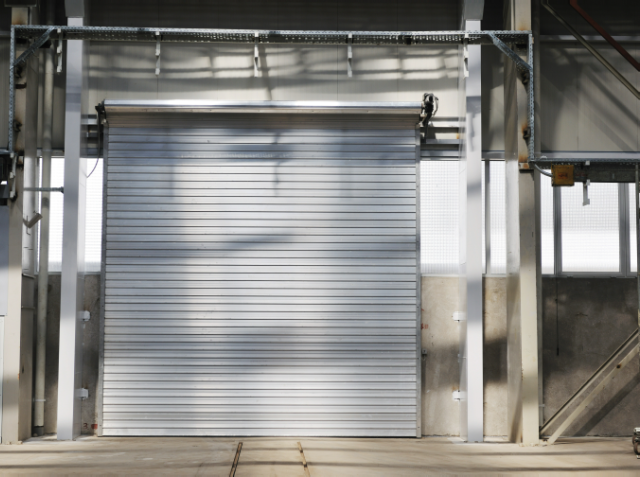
254;32;259;77
75;388;89;400
56;28;63;73
487;32;535;166
583;179;591;206
487;32;531;76
13;26;55;68
24;212;42;229
24;186;64;193
453;312;465;322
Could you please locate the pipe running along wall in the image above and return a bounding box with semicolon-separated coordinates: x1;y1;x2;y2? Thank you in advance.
34;0;55;437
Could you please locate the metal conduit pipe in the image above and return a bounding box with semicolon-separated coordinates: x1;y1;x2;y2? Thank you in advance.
34;0;55;437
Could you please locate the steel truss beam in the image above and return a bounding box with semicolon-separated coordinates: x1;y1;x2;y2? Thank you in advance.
5;25;533;158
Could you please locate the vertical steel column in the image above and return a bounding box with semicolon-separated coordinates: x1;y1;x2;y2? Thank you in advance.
2;6;39;444
532;0;544;428
34;0;56;437
504;0;540;445
636;164;640;362
462;19;484;443
57;15;89;441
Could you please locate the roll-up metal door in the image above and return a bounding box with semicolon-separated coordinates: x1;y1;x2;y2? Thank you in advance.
100;101;421;437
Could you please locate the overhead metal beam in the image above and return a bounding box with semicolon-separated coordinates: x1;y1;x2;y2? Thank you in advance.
13;27;54;68
13;25;530;45
5;25;536;165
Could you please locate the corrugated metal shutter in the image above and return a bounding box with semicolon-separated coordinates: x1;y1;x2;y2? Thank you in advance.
101;102;421;437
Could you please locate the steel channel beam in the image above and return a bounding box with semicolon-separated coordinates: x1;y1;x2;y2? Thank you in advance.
8;26;15;155
5;25;535;163
13;26;530;45
13;27;54;68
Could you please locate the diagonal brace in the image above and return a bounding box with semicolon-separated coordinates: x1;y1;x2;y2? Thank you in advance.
546;344;639;445
487;32;532;77
14;27;55;68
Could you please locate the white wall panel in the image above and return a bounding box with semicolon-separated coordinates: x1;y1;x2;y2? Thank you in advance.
214;44;277;101
156;45;218;100
88;43;158;109
540;45;580;152
540;44;640;152
576;48;638;152
273;47;339;101
338;47;401;102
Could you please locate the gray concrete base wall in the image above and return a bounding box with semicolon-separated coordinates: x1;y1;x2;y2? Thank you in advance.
44;274;100;435
421;277;508;437
542;277;640;437
43;274;640;437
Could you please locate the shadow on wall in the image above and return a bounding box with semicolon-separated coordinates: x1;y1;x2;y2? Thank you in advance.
422;276;640;438
86;44;460;112
540;45;638;152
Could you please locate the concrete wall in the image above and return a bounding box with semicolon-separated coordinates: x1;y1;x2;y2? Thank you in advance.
44;273;639;438
542;277;640;437
421;277;508;437
44;274;100;435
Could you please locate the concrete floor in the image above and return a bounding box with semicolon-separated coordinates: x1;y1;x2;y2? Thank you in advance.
0;436;638;476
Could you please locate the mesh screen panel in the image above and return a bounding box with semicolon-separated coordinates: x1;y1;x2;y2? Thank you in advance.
48;158;65;272
85;159;104;273
42;157;103;273
420;161;459;275
487;161;506;274
540;173;554;274
630;184;637;273
561;182;619;273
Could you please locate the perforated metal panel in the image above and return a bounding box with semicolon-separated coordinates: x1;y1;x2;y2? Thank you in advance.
100;102;421;437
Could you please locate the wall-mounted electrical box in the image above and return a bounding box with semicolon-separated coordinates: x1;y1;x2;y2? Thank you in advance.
551;164;575;186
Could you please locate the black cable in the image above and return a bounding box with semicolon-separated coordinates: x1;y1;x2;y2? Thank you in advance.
87;121;103;179
87;157;100;178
